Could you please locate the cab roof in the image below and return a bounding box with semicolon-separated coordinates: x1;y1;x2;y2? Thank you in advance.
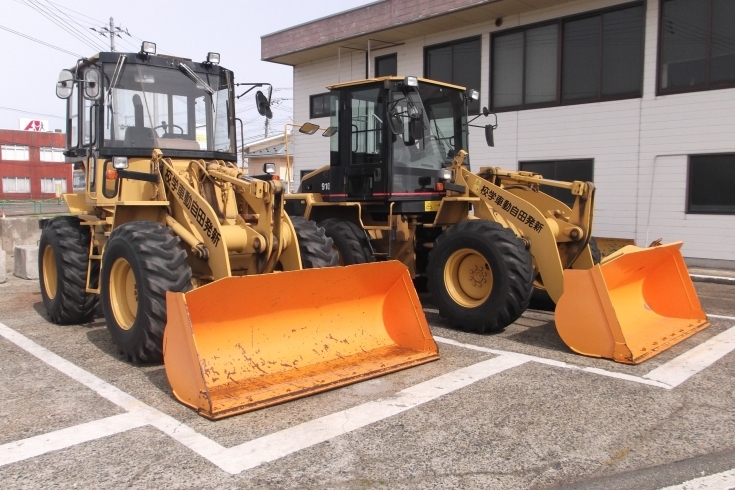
326;76;466;91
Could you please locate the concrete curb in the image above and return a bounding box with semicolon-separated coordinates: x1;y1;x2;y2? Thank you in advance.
690;274;735;286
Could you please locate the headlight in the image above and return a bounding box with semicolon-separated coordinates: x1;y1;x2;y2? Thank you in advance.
263;163;276;175
141;41;156;55
112;157;128;169
438;168;452;181
207;52;220;65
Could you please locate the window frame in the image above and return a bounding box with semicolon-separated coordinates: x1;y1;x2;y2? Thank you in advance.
685;153;735;215
424;35;482;115
656;0;735;96
519;159;594;207
1;144;31;161
309;93;335;119
39;147;66;162
375;53;398;77
40;177;68;195
490;1;645;113
2;176;31;194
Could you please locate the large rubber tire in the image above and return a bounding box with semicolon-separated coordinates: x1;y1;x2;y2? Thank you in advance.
38;216;99;324
428;220;534;333
100;221;192;363
291;216;339;268
318;218;374;265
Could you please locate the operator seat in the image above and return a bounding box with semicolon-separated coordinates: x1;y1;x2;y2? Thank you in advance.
123;94;154;148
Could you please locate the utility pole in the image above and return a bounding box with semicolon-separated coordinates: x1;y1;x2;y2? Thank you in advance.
91;17;130;52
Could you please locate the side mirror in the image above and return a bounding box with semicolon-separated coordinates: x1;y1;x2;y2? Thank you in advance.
485;124;494;147
56;70;74;99
387;111;404;135
255;90;272;119
298;122;320;135
409;116;424;142
322;126;338;137
83;69;100;100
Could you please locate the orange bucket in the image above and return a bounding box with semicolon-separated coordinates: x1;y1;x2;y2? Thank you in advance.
163;262;439;419
555;242;709;364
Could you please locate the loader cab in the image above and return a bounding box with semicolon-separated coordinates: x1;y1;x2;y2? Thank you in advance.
313;77;471;204
57;46;237;198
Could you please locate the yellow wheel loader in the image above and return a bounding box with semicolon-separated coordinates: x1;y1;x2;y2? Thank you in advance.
285;76;709;364
39;49;438;420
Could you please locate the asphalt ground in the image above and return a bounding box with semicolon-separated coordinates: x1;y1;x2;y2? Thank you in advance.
0;265;733;489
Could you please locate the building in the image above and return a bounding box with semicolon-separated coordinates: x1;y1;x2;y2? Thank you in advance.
0;129;72;200
242;131;296;189
262;0;735;268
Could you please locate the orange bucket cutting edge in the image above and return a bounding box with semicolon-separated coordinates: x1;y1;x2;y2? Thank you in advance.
555;242;709;364
163;261;439;420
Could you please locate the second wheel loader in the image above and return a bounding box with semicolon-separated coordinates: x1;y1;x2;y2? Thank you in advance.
285;76;709;364
39;48;438;420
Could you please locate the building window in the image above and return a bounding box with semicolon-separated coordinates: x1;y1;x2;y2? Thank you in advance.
2;177;31;194
310;93;336;119
375;53;397;77
425;36;481;114
687;154;735;214
40;178;68;195
40;147;65;162
492;2;644;111
519;159;594;207
1;145;30;161
659;0;735;94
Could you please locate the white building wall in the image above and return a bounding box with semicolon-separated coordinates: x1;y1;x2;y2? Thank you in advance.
291;0;735;264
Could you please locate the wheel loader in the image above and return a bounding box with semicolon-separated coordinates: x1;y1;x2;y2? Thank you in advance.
285;75;709;364
39;48;438;420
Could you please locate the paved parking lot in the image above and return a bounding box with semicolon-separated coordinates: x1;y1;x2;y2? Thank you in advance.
0;270;733;489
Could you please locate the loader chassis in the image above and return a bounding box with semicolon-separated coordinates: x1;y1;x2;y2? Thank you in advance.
39;52;441;419
287;77;709;362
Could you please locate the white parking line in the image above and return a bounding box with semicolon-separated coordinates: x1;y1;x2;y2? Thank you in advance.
0;321;526;475
0;412;148;467
644;326;735;387
218;354;528;473
434;336;671;389
709;314;735;321
658;468;735;490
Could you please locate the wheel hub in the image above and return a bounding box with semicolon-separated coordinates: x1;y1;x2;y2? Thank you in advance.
42;245;58;300
109;258;138;330
444;248;494;307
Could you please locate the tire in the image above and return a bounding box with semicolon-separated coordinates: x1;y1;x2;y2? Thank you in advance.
100;221;192;363
38;216;99;324
318;218;374;265
291;216;339;268
428;220;534;333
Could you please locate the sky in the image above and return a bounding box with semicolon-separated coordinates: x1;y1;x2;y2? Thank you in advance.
0;0;374;143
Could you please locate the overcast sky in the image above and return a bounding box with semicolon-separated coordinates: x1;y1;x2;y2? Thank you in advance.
0;0;374;141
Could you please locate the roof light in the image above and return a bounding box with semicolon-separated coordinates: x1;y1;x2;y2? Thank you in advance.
404;76;418;87
469;89;480;101
140;41;156;56
263;163;276;175
206;52;220;65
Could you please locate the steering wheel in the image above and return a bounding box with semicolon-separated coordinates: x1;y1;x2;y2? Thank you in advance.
154;121;184;136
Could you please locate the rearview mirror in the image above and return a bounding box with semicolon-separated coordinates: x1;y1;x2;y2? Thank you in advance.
485;124;494;147
56;70;74;99
299;122;319;135
83;69;100;100
255;90;272;119
322;126;338;137
387;111;404;135
409;116;424;142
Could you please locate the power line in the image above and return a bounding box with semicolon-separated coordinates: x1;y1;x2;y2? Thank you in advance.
21;0;103;52
0;107;65;119
40;0;110;51
0;24;83;57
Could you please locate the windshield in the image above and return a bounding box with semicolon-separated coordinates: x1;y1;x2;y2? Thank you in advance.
102;61;235;155
390;83;467;193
